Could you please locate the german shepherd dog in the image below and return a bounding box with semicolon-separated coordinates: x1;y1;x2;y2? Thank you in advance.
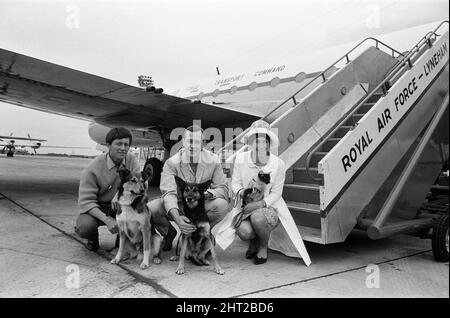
110;169;163;269
170;176;225;275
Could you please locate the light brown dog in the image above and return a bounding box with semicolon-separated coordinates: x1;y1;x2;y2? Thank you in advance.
110;169;163;269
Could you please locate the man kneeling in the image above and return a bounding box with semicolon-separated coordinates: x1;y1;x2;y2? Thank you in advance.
148;125;230;254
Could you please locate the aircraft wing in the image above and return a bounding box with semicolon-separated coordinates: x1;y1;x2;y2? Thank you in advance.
39;145;91;149
0;48;258;130
1;143;32;147
0;143;88;149
0;135;46;142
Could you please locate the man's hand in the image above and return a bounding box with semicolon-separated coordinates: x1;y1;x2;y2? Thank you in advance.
111;198;121;215
243;200;265;214
105;217;119;234
175;215;196;235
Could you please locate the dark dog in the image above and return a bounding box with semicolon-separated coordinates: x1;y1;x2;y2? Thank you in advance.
110;169;163;269
170;176;225;275
232;171;271;229
242;171;270;206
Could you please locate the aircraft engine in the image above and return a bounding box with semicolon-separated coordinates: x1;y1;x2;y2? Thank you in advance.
31;141;42;149
88;122;162;147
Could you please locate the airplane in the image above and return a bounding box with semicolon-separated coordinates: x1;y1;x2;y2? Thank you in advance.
0;133;90;157
0;134;46;157
0;15;447;184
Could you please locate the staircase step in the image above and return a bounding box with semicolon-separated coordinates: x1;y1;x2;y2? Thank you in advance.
309;151;328;166
283;183;320;205
293;167;323;184
345;113;365;126
298;225;323;244
353;113;365;121
321;137;341;152
356;102;376;114
287;201;322;229
367;91;384;102
333;125;353;138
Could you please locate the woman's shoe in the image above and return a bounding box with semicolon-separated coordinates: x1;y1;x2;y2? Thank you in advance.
245;238;258;259
254;257;267;265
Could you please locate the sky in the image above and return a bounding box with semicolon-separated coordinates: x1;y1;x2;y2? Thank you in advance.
0;0;448;155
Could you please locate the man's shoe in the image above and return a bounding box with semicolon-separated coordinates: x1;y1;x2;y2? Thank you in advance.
86;239;99;252
163;223;177;251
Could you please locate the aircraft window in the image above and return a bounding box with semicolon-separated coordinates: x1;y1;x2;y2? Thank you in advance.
248;82;258;91
212;89;220;97
270;77;280;87
295;72;306;83
230;86;238;94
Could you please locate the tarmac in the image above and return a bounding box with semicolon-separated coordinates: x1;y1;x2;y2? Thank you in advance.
0;155;448;298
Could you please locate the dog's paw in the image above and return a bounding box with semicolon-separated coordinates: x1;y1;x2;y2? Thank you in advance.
175;266;185;275
169;255;179;262
110;257;121;264
139;261;150;269
153;257;162;265
215;267;225;275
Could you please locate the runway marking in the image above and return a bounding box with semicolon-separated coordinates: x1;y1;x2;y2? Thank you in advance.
0;192;177;298
231;249;432;298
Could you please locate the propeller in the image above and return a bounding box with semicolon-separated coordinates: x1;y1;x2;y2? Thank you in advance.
28;133;38;155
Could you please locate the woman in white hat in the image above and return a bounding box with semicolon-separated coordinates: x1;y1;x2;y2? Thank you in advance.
215;119;311;266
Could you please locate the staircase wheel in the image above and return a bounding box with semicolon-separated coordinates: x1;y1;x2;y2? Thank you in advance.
143;158;163;186
432;213;449;262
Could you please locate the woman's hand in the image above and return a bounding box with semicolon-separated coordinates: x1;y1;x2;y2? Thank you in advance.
243;200;265;214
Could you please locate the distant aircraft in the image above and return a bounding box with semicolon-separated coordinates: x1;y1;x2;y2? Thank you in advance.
0;14;446;181
0;133;89;157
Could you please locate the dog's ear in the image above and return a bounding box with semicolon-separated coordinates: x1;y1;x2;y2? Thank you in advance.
174;176;186;191
198;179;212;194
119;169;131;182
258;171;271;184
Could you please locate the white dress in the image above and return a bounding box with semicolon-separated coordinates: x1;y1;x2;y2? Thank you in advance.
213;151;311;266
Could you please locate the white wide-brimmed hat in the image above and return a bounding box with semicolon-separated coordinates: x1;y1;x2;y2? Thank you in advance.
241;119;279;149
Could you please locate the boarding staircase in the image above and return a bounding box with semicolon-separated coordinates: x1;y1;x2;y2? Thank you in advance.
219;21;449;245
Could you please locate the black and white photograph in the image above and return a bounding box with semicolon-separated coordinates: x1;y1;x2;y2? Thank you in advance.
0;0;448;301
